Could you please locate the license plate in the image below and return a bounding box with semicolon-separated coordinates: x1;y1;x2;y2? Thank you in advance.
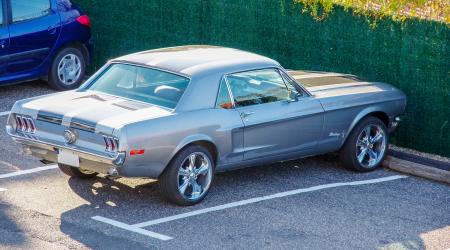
57;149;80;167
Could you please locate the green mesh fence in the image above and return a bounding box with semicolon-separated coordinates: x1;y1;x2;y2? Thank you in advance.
75;0;450;157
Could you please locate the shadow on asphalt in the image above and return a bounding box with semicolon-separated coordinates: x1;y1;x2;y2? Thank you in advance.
0;203;25;247
57;155;448;249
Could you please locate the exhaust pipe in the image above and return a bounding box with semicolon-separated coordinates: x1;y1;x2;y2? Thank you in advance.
106;167;120;180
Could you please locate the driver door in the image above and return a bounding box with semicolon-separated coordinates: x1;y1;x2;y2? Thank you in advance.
6;0;61;74
226;68;324;160
0;0;9;76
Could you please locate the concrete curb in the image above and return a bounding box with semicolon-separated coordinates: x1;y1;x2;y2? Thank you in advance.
383;156;450;185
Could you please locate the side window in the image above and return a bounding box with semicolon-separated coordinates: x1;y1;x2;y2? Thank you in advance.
11;0;51;23
227;69;290;108
216;79;233;109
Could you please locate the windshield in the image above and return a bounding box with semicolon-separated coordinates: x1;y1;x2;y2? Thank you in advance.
85;63;190;109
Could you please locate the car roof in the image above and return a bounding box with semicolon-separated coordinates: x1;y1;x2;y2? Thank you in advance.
112;45;280;77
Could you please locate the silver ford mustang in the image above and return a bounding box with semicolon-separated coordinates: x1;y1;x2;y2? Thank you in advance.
6;45;406;205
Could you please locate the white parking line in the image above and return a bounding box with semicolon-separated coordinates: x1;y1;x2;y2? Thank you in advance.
133;175;407;227
92;175;407;240
0;165;58;179
0;188;7;192
0;111;10;117
91;216;173;241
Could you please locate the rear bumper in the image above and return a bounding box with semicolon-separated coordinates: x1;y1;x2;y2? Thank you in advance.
8;131;125;175
10;133;165;178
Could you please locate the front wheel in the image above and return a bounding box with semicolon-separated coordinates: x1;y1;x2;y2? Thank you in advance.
159;145;215;206
340;116;388;172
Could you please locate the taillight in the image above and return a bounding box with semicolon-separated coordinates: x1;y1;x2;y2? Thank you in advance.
28;118;36;133
15;116;23;130
15;115;36;134
23;118;29;132
76;15;91;27
103;135;119;152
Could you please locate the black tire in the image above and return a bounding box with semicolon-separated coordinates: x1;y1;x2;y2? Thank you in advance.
48;47;86;90
159;145;215;206
58;163;98;179
339;116;389;172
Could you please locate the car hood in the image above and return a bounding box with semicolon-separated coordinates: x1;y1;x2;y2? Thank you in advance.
11;90;172;135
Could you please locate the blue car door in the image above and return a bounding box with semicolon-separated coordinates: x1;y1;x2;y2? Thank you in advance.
0;0;10;76
6;0;60;75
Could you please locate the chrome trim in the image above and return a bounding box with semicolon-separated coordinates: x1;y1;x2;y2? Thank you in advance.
70;120;96;133
278;68;313;97
37;113;63;125
9;133;119;162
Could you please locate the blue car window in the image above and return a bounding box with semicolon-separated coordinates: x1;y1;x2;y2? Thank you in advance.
227;69;290;108
86;64;190;109
11;0;51;23
0;2;3;25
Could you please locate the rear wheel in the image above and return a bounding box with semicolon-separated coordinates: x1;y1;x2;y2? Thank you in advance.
159;145;214;206
58;163;98;179
340;116;388;172
48;47;86;90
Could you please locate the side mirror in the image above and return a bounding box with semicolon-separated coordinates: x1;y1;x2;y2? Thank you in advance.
288;91;300;102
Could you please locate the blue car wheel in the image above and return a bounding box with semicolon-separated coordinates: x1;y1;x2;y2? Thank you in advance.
48;47;86;90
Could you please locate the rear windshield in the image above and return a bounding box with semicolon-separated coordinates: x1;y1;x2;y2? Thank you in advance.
85;64;190;109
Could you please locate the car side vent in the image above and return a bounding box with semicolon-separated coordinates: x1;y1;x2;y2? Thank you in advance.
15;115;36;134
103;136;119;152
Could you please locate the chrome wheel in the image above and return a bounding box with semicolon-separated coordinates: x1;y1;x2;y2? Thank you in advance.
177;152;212;200
356;124;387;168
57;53;82;85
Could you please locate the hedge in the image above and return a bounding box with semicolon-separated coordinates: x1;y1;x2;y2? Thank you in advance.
75;0;450;157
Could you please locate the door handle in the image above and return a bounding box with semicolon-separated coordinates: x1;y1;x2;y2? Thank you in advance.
47;25;58;35
0;40;5;49
240;111;255;119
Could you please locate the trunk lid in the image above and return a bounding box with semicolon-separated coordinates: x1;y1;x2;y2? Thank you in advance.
12;90;172;153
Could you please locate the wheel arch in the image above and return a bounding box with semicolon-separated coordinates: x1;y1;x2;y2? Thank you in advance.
58;41;90;65
170;135;219;166
341;108;390;149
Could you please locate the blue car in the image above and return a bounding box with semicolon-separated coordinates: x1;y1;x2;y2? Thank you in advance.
0;0;92;90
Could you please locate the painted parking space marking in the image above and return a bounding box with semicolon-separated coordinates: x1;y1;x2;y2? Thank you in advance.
92;175;408;240
0;111;10;117
91;216;173;241
0;188;7;192
0;165;58;179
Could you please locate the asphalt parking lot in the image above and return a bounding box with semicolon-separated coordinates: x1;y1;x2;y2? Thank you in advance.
0;82;449;249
